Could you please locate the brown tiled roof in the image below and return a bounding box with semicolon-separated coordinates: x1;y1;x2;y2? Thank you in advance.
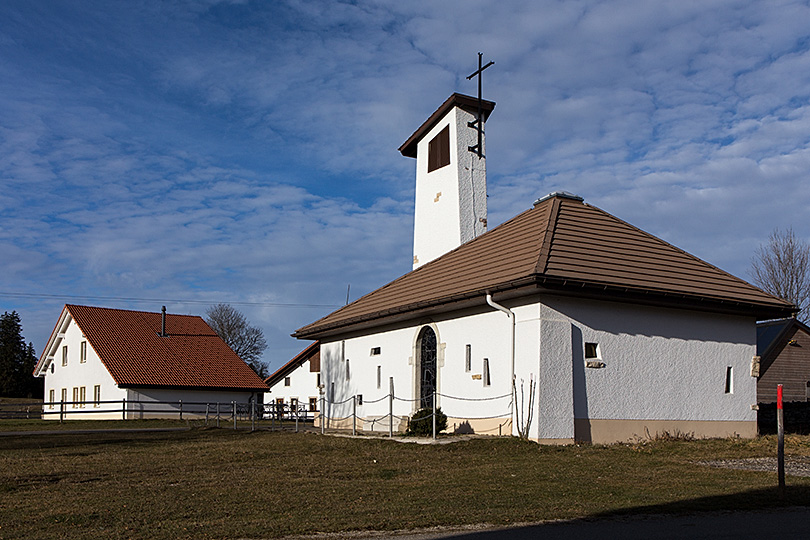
294;193;795;339
265;341;319;388
47;305;268;390
398;93;495;158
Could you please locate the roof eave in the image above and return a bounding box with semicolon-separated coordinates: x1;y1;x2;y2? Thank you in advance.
293;276;795;340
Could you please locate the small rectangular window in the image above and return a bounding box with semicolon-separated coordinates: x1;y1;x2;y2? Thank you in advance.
465;344;472;372
284;376;291;387
585;343;599;359
309;397;318;411
483;358;491;386
290;397;298;411
94;385;101;407
62;345;68;366
428;125;451;172
370;347;381;356
49;389;55;409
72;387;79;408
724;366;733;394
80;341;87;363
377;366;382;389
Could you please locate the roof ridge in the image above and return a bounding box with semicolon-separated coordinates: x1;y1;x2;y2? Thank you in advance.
534;197;561;275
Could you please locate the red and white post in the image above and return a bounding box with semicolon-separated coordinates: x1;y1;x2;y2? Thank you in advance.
777;384;785;499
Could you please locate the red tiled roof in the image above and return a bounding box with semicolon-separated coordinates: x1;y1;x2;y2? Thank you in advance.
294;193;795;339
47;305;267;390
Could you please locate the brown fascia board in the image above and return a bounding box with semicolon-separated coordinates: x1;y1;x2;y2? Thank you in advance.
398;93;496;158
293;276;796;341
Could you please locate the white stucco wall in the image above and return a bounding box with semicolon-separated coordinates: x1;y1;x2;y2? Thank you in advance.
40;315;124;420
412;107;487;269
264;358;321;413
318;294;758;442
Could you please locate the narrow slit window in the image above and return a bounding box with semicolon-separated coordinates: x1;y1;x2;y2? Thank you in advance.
80;341;87;363
49;389;54;409
345;358;350;381
483;358;491;386
427;125;451;172
62;345;68;366
724;366;733;394
93;385;101;407
585;343;599;359
465;344;471;372
377;366;382;389
284;376;291;387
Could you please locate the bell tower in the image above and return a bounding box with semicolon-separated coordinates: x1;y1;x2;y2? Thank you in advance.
399;93;495;269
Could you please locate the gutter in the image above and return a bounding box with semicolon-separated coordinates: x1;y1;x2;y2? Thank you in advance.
486;293;515;435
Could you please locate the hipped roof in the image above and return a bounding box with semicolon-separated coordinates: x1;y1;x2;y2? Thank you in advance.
37;305;268;391
294;194;795;340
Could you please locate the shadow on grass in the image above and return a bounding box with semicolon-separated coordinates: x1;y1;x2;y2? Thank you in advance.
447;486;810;539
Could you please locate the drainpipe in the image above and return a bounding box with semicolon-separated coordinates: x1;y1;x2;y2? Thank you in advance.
486;293;515;435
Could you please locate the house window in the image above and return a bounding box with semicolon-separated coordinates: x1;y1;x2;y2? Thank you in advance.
331;382;335;402
79;386;86;408
370;347;381;356
61;388;67;405
72;387;79;408
94;385;101;407
377;366;382;389
585;343;600;359
345;359;350;381
483;358;491;386
428;125;451;172
62;345;68;366
724;366;733;394
284;376;291;387
290;398;298;412
309;397;318;411
80;341;87;363
49;389;55;409
465;344;472;372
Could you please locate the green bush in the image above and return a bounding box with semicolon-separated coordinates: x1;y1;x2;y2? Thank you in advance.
406;406;447;436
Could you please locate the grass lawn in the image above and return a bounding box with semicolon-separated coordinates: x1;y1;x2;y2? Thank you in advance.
2;428;810;539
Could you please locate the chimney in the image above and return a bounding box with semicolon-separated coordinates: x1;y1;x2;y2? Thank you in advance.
399;93;495;269
161;306;167;337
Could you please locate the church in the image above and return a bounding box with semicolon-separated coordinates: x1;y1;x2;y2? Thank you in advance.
293;92;795;443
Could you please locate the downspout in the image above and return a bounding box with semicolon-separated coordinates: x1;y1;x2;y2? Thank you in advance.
486;293;515;434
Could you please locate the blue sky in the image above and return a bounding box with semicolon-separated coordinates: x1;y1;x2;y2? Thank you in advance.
2;0;810;372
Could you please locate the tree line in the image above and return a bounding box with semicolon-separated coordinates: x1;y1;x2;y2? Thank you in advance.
0;311;42;398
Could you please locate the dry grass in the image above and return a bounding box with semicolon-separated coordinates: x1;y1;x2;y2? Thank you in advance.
2;429;810;539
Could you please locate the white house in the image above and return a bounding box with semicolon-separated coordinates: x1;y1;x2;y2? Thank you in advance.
292;93;796;443
264;341;321;415
34;304;268;419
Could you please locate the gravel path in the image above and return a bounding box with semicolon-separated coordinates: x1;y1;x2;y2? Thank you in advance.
697;455;810;476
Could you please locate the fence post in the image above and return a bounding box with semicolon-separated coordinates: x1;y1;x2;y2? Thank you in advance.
389;377;394;438
432;389;437;441
778;384;786;500
216;402;220;428
179;399;183;421
205;404;209;426
60;399;64;423
295;404;299;433
320;391;325;435
352;395;357;436
232;401;237;430
122;398;126;421
251;401;255;432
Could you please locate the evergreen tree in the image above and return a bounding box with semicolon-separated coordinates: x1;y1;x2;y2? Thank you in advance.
0;311;42;398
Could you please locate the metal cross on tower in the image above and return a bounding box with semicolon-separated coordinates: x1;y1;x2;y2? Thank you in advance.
466;52;494;158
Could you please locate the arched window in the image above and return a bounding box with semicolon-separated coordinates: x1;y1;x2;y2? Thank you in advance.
417;326;437;407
